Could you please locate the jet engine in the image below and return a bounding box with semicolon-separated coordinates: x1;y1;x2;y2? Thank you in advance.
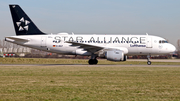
105;50;125;61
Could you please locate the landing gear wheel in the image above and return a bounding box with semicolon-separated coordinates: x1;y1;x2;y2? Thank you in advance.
88;59;94;65
94;59;98;64
147;61;151;65
88;59;98;65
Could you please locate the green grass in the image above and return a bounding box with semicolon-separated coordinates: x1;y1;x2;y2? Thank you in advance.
0;58;180;65
0;66;180;100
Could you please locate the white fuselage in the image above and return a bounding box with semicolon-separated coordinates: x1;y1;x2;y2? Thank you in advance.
5;34;176;56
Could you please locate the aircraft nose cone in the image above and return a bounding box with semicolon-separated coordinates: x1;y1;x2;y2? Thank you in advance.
169;44;176;53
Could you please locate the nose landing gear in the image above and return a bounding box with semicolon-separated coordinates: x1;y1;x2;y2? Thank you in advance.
147;55;151;65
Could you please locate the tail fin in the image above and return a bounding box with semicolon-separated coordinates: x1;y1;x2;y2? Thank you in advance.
9;5;46;35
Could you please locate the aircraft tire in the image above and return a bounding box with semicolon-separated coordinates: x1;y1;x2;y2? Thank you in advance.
94;59;98;64
88;59;94;65
147;61;151;65
88;59;98;65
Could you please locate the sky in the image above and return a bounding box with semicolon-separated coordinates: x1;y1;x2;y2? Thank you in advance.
0;0;180;47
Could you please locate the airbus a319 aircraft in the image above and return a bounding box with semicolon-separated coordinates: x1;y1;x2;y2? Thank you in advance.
5;5;176;65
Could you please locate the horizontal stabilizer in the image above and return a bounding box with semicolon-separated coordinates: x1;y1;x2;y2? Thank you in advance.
5;37;29;42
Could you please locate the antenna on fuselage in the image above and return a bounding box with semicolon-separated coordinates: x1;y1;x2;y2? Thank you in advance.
146;33;148;35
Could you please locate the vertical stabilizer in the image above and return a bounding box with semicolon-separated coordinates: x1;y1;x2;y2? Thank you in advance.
9;5;46;35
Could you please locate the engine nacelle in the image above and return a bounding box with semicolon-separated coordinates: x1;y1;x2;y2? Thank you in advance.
105;50;124;61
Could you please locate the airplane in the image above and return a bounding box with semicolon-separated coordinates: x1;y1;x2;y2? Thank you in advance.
5;5;176;65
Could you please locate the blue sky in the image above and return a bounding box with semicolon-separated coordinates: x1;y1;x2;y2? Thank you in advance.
0;0;180;47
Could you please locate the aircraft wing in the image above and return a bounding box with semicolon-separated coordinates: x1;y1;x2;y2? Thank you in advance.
66;41;104;53
66;41;129;54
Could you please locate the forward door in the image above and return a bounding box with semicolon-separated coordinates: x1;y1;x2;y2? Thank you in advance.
146;37;152;48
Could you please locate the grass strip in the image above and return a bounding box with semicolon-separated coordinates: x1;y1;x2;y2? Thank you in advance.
0;66;180;100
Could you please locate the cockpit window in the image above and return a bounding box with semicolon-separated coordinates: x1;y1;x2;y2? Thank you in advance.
159;40;168;44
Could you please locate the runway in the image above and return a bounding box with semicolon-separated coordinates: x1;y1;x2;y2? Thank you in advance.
127;59;180;62
0;64;180;67
0;59;179;67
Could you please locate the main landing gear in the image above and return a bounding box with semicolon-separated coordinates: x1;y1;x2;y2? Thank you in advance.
88;59;98;65
147;55;151;65
88;54;98;65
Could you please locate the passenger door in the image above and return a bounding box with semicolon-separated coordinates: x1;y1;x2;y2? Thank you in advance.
146;37;152;48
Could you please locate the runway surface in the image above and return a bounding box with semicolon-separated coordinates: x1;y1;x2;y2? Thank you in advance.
0;64;180;67
0;59;179;67
127;59;180;62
